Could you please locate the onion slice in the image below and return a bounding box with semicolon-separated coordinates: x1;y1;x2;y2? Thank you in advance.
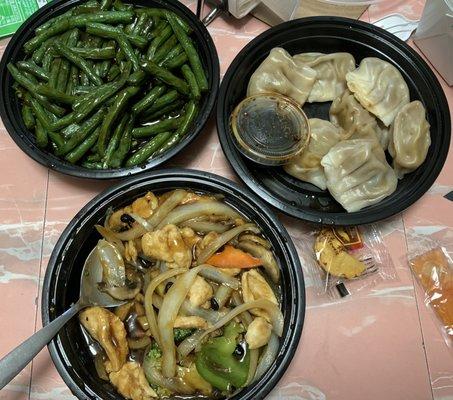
148;189;187;229
144;268;186;348
96;239;126;287
197;224;260;264
158;266;202;378
157;201;241;229
200;299;283;338
253;333;279;382
237;240;280;283
113;224;146;242
177;329;205;359
198;264;240;289
129;213;153;231
180;300;224;325
180;220;231;234
246;348;259;386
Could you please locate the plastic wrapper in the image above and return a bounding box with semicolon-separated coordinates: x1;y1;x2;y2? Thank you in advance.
302;225;396;298
409;246;453;347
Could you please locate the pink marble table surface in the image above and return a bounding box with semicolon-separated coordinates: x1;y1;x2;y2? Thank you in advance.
0;0;452;399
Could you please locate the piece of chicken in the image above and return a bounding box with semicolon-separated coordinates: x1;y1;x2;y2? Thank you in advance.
110;361;157;400
174;316;208;330
142;224;192;269
245;317;272;349
188;276;213;307
242;270;278;321
79;307;128;373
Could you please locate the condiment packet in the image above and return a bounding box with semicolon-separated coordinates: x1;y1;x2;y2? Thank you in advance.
302;224;396;299
409;246;453;347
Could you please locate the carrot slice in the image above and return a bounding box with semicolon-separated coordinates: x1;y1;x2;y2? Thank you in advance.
206;245;262;268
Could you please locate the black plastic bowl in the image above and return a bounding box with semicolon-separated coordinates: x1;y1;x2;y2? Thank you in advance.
0;0;219;179
217;17;451;225
42;168;305;400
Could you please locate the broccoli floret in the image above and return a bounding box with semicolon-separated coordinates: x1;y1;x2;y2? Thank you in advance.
146;341;162;361
173;328;195;343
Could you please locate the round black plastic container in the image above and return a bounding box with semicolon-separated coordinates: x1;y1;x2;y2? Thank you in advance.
217;17;451;225
42;168;305;400
0;0;219;179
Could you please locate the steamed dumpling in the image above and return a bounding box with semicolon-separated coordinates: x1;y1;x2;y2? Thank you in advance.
321;139;398;212
294;52;356;103
389;100;431;178
247;47;317;106
284;118;344;190
329;90;389;149
346;57;409;126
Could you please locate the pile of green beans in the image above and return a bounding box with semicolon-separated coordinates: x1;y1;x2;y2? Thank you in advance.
9;0;207;169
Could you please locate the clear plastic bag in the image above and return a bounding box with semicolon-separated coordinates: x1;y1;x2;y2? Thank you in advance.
409;246;453;347
302;224;396;299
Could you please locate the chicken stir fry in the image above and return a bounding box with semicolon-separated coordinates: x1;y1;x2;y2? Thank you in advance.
79;189;283;400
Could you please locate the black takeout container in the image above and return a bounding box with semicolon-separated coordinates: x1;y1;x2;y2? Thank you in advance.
0;0;220;179
217;17;451;225
42;168;305;400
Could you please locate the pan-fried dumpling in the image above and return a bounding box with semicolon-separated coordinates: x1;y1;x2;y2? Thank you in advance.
294;52;356;103
346;57;409;126
284;118;344;190
329;90;389;149
321;139;398;212
388;101;431;178
247;47;317;106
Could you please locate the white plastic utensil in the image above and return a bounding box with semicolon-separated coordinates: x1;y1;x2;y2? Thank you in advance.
373;13;419;42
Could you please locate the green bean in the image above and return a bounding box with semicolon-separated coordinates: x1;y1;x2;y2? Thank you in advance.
132;116;181;138
100;0;113;10
65;127;101;163
125;131;172;167
66;65;79;95
54;40;103;85
127;70;146;86
141;99;184;122
87;153;102;162
70;46;116;59
132;14;148;36
62;123;80;139
165;12;208;91
73;85;92;95
107;64;120;81
47;129;65;150
109;116;134;167
85;21;147;48
113;0;132;11
103;114;128;168
36;85;76;105
181;64;200;100
58;110;105;155
155;100;198;155
7;64;65;116
140;89;179;115
35;10;73;35
25;19;71;53
29;96;52;130
159;44;183;66
42;52;53;72
131;85;166;115
57;30;79;93
48;58;62;88
71;11;134;26
99;41;116;78
34;119;49;148
82;161;104;169
137;8;191;34
147;25;172;60
17;60;49;82
21;104;35;130
150;20;167;38
86;23;140;71
98;86;139;155
142;61;190;95
153;35;178;64
74;62;131;120
73;2;100;15
162;51;188;70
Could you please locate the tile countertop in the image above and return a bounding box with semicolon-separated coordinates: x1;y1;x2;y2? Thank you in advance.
0;0;452;399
